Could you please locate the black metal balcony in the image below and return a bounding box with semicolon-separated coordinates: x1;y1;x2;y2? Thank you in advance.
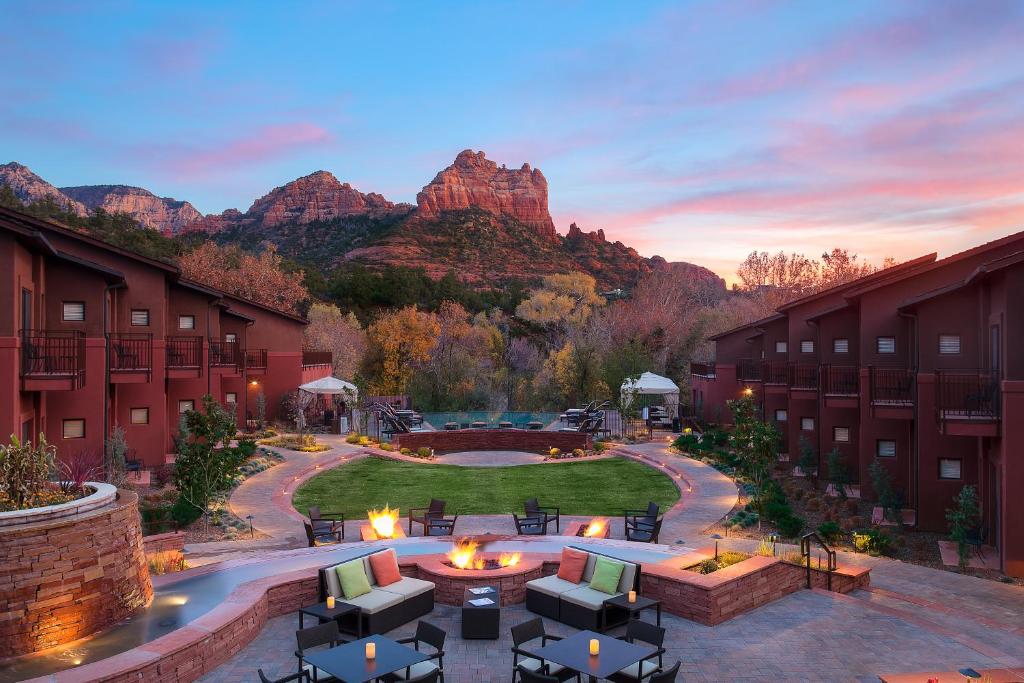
690;362;716;378
821;365;858;396
20;330;85;389
209;340;242;369
245;348;268;370
737;359;762;382
936;370;1000;422
109;333;152;374
763;360;789;385
869;366;915;406
166;335;203;370
789;363;819;390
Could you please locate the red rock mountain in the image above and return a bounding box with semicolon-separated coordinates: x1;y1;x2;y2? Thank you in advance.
0;162;87;216
60;185;202;234
416;150;556;239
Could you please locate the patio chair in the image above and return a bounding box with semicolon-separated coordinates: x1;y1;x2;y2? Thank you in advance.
511;618;581;683
648;662;681;683
965;525;987;559
558;417;594;433
387;620;446;682
425;513;459;537
526;421;544;430
295;621;345;682
624;502;660;534
516;668;561;683
258;669;310;683
524;498;560;533
607;621;666;682
124;448;143;473
303;521;342;547
512;511;549;536
409;499;447;535
308;506;345;539
625;517;663;544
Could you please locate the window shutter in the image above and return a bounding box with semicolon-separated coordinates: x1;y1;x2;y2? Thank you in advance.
833;427;850;442
833;338;849;353
939;459;961;480
130;408;149;424
877;337;896;354
62;419;85;439
938;335;961;355
131;309;150;326
800;340;814;353
179;315;195;330
178;399;195;413
775;341;788;353
225;333;237;343
801;417;815;431
775;409;787;422
63;302;85;322
877;440;896;457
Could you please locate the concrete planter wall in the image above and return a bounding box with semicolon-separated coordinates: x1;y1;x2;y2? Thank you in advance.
0;487;152;658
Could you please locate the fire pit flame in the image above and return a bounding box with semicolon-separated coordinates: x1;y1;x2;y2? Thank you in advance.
583;518;609;538
499;552;521;567
448;538;481;569
367;505;400;539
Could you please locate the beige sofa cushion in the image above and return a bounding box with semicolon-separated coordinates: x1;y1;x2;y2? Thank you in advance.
581;552;599;582
324;563;344;598
343;588;404;614
561;584;621;609
618;562;638;593
378;577;434;599
526;574;580;597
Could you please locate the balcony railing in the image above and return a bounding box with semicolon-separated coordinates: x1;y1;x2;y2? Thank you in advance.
936;370;1000;422
821;365;858;396
690;362;716;378
869;366;915;405
109;333;152;373
245;348;268;370
209;340;242;368
166;335;203;369
763;360;789;385
737;359;763;382
20;330;85;387
789;363;820;390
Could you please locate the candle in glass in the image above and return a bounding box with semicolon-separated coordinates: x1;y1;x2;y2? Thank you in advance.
366;642;376;659
326;596;335;609
628;590;637;603
589;639;599;656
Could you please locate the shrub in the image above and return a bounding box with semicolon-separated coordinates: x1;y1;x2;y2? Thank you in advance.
797;434;818;484
345;433;361;444
776;515;805;538
57;449;103;496
104;425;129;488
416;447;432;459
237;438;257;458
0;434;59;510
399;447;412;455
593;441;608;452
359;436;372;446
171;494;203;527
148;550;187;575
826;447;849;500
694;558;720;574
572;448;585;458
946;485;981;570
763;500;792;522
549;448;561;457
756;537;775;557
672;433;700;452
817;521;841;542
853;527;894;555
379;443;394;452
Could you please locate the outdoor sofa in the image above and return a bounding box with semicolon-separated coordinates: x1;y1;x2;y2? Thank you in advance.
318;549;435;635
524;545;641;631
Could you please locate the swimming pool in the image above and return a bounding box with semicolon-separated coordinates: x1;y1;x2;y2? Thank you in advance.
419;411;560;430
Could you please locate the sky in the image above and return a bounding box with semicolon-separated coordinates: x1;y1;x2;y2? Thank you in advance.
3;0;1023;281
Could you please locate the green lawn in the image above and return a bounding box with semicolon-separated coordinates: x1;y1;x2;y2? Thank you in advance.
292;456;679;519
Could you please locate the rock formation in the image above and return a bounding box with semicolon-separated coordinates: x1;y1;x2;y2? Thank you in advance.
416;150;556;239
60;185;201;234
0;162;86;216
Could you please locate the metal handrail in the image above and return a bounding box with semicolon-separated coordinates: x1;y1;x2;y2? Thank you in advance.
935;369;1000;421
821;364;858;395
109;332;152;372
800;532;837;590
20;329;86;386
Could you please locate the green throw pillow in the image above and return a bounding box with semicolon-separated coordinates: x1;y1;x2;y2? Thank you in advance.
335;560;372;600
590;557;625;594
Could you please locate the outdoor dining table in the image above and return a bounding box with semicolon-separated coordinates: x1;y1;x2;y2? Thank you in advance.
533;629;658;682
301;634;429;683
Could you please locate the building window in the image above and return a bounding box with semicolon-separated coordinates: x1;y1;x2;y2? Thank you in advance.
800;340;814;353
62;302;85;322
225;392;237;404
178;399;195;413
939;458;962;480
775;341;788;353
938;334;961;355
225;333;237;343
833;338;849;353
775;409;787;422
179;315;195;330
877;440;897;458
801;417;815;431
877;336;896;354
62;418;85;439
131;309;150;326
833;426;850;442
130;407;149;425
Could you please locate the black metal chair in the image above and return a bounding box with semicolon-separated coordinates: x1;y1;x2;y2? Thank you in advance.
409;499;447;535
400;670;439;683
510;617;580;683
648;661;681;683
124;447;143;473
525;498;560;533
386;620;446;682
624;502;660;533
303;521;343;547
512;512;549;536
425;513;459;537
308;506;345;539
295;621;344;682
258;669;310;683
965;525;988;559
608;621;666;682
625;517;663;544
516;667;561;683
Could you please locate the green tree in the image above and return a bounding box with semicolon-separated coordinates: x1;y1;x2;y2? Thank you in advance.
797;434;818;488
727;391;780;514
172;395;245;530
826;447;849;500
946;485;981;571
104;425;129;488
869;458;900;522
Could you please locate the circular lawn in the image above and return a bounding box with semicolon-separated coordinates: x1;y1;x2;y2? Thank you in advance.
292;456;679;518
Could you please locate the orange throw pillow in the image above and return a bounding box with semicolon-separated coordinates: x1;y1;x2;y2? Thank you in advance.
369;549;402;587
557;547;588;583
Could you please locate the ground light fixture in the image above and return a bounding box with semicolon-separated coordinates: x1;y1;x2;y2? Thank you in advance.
958;668;981;682
711;533;723;560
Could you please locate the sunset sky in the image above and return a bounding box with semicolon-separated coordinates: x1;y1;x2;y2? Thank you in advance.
3;1;1023;281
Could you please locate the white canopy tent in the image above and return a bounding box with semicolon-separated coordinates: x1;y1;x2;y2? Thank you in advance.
298;376;359;400
620;371;680;417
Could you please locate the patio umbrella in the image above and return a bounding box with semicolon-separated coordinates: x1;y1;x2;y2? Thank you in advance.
298;376;359;401
620;371;680;416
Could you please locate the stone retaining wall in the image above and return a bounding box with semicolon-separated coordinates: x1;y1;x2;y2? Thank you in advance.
142;531;186;558
393;429;589;453
0;489;153;658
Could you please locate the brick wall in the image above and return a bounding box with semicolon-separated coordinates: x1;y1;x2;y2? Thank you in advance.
394;429;590;453
0;489;153;658
143;531;186;557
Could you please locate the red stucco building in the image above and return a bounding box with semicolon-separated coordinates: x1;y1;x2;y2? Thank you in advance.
691;230;1024;577
0;206;330;473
